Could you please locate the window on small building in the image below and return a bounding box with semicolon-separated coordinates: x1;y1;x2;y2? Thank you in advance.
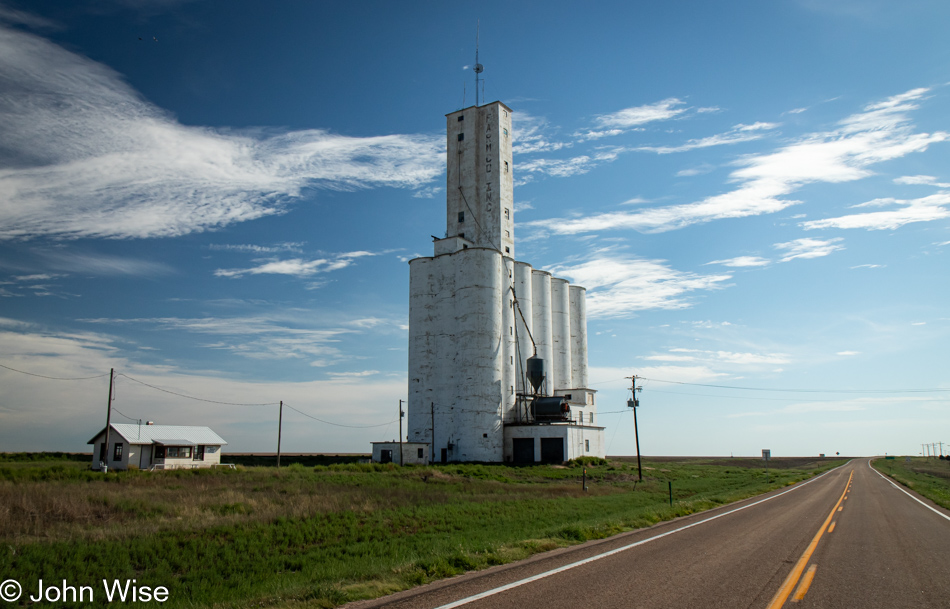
590;413;594;424
458;133;464;141
154;445;166;459
578;412;584;424
585;439;590;452
505;247;510;253
505;230;511;238
459;232;465;239
504;161;509;173
113;443;123;461
194;445;205;461
503;128;509;136
504;208;510;219
417;447;424;459
458;211;464;223
458;115;464;121
166;446;193;459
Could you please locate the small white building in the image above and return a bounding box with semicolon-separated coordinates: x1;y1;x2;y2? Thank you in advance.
87;423;227;471
371;441;430;465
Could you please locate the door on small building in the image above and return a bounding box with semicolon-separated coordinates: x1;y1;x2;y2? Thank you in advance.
540;437;565;463
513;438;535;463
440;448;447;463
139;446;151;470
380;449;393;464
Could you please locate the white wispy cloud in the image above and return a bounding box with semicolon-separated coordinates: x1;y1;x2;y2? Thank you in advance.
215;250;378;278
38;251;175;276
653;347;789;366
517;147;626;179
80;315;350;364
705;256;771;267
208;243;304;254
676;163;715;177
802;193;950;231
546;251;731;318
893;174;950;187
0;22;444;241
836;351;860;356
412;186;443;199
637;123;778;154
526;88;947;235
594;98;688;129
773;237;844;262
513;112;572;155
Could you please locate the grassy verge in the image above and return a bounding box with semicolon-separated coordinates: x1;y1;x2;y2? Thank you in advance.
871;456;950;509
0;456;844;608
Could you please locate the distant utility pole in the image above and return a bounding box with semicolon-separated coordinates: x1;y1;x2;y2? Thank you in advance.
102;368;114;471
626;374;644;482
277;400;283;469
398;399;405;466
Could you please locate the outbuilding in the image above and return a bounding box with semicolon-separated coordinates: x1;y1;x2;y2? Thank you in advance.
87;423;228;471
371;441;430;465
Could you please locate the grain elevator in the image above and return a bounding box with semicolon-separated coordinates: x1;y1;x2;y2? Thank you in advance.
406;100;605;463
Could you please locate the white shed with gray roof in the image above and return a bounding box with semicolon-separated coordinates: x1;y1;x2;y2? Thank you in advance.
88;423;227;471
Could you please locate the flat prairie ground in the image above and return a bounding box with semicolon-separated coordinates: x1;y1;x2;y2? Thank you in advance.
0;455;844;608
872;455;950;509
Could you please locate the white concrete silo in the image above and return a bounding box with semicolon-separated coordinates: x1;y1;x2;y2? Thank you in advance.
530;270;553;395
550;278;572;392
569;285;589;389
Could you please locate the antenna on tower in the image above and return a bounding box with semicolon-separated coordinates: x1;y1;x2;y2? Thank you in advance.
473;20;483;107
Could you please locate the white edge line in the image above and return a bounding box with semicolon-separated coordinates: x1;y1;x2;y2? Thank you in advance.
868;458;950;522
434;464;847;609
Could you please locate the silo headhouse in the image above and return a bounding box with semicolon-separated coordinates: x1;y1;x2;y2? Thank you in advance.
406;100;606;463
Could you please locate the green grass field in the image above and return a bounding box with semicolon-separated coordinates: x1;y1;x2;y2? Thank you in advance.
872;456;950;510
0;455;844;608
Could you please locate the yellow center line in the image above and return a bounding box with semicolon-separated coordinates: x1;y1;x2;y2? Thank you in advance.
791;565;818;602
765;470;853;609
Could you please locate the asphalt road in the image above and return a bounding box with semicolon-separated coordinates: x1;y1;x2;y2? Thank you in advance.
349;459;950;609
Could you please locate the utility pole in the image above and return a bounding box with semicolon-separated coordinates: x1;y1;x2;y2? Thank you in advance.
398;399;405;466
102;368;114;472
626;374;644;482
431;402;435;465
277;400;283;469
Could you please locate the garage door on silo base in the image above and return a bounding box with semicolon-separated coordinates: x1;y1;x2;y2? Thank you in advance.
540;437;564;463
513;438;534;463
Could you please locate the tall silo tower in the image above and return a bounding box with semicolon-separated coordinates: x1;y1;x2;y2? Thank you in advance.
405;100;604;464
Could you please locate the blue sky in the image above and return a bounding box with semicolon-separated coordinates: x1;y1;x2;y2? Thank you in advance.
1;0;948;457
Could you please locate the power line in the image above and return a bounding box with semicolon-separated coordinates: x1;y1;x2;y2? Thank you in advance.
591;374;950;395
0;362;110;381
117;373;280;406
111;407;139;422
282;403;397;429
639;376;950;394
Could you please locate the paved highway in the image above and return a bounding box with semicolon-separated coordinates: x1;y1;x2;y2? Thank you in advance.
349;459;950;609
